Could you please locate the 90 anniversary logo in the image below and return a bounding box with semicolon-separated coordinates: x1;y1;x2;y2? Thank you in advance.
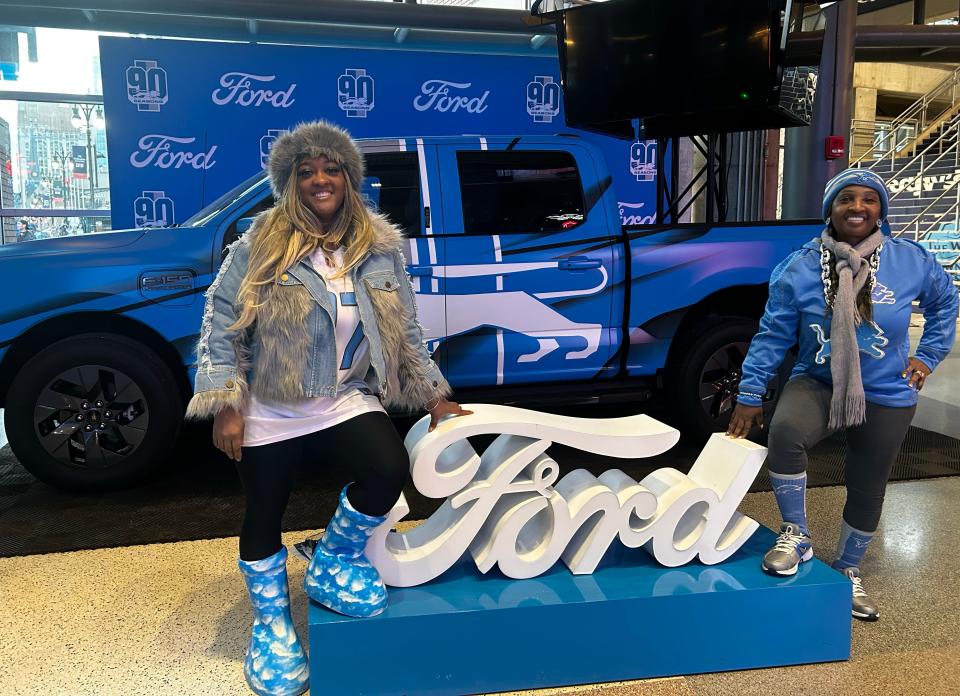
630;141;657;183
134;190;175;228
526;76;561;124
126;59;169;113
260;129;289;169
338;68;375;118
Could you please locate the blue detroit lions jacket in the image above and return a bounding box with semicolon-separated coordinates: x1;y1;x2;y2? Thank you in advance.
737;236;958;409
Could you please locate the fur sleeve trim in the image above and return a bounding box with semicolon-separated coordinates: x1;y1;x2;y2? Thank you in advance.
184;380;247;421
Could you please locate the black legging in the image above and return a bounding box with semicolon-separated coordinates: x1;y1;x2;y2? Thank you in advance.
235;411;409;561
767;375;916;532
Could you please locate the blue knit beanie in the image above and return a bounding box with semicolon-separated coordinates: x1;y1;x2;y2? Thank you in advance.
821;168;889;221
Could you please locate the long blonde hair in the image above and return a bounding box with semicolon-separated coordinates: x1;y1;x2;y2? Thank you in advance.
230;159;376;332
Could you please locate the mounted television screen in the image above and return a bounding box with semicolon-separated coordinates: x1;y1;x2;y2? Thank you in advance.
557;0;811;137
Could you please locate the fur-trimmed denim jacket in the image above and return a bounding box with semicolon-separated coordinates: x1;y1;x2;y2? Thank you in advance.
185;213;451;419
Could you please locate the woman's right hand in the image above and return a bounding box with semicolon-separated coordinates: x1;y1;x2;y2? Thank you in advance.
213;407;245;461
726;404;763;439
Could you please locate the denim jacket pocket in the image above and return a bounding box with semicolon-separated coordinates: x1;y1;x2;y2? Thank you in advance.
364;273;400;292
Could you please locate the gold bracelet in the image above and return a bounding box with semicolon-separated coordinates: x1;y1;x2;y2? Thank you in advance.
425;397;441;411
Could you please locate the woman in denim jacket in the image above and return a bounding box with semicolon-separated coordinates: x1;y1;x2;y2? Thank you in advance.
186;121;469;696
728;168;957;623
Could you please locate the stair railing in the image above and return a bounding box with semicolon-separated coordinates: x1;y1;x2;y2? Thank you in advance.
882;119;960;212
883;118;960;242
899;178;960;241
851;65;960;171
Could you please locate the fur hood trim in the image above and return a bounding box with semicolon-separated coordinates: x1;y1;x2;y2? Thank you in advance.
268;120;365;197
366;211;405;257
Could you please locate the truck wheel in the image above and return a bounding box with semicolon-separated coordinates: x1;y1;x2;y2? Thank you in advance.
668;318;791;441
5;334;183;491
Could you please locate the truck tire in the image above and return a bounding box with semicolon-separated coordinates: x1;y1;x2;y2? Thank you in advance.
667;318;791;442
4;333;183;491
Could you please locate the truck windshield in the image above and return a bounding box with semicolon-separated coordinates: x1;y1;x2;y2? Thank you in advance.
180;173;269;228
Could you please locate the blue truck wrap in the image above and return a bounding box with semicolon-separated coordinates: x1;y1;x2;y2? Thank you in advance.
0;134;818;490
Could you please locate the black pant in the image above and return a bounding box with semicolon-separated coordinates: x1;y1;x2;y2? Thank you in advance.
767;375;916;532
235;411;409;561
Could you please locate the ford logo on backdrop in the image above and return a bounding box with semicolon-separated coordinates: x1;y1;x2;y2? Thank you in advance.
211;72;297;107
338;68;375;118
260;129;289;169
526;76;561;123
134;190;176;228
129;135;218;170
413;79;490;114
126;60;169;112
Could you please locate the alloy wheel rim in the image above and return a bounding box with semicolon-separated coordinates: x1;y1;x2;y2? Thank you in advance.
698;340;750;422
32;364;148;469
697;339;783;425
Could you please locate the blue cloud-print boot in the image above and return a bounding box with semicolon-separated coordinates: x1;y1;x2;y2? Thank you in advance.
237;547;310;696
304;486;389;618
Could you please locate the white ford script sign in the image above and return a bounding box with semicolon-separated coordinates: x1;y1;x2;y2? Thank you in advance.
367;404;767;587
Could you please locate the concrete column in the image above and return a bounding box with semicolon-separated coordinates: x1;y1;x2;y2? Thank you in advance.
854;86;878;122
691;138;706;224
851;86;878;160
678;137;694;223
782;0;858;220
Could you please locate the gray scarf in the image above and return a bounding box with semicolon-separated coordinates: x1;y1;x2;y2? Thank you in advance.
819;229;884;429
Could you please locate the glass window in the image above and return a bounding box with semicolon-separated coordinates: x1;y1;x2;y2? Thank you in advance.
0;27;113;244
456;150;584;234
362;151;422;236
183;171;268;228
871;121;917;159
215;150;423;256
1;100;109;212
0;28;104;95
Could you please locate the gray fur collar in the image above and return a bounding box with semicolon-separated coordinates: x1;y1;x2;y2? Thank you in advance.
365;211;405;258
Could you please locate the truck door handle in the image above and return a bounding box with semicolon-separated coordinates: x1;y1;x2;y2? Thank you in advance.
558;256;602;270
405;265;434;277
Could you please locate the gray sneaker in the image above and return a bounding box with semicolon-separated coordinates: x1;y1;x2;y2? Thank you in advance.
762;523;814;576
841;567;879;621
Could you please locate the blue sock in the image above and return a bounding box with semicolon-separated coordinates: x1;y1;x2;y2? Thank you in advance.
769;471;809;535
831;520;874;570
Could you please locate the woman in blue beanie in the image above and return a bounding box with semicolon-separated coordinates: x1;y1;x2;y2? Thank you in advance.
728;168;958;621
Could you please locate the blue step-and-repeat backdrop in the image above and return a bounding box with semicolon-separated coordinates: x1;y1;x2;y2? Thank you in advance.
99;36;658;231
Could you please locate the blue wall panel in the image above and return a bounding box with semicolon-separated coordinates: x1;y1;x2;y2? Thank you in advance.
99;37;656;231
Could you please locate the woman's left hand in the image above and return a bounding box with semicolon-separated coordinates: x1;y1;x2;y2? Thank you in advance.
902;357;932;391
428;399;473;431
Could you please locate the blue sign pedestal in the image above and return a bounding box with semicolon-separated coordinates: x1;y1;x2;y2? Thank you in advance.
308;526;851;695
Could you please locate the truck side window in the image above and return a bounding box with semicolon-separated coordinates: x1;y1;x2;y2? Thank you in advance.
362;152;422;236
221;195;274;260
457;150;585;234
220;150;421;261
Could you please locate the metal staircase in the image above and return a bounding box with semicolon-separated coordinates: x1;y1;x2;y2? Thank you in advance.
851;67;960;287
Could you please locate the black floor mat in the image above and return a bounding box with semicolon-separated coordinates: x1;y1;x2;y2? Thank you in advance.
1;409;958;558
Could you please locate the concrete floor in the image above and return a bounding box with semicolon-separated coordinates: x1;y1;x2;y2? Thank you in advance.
1;323;957;696
1;479;958;696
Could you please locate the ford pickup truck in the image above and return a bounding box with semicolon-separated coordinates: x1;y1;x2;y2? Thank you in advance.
0;134;818;490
